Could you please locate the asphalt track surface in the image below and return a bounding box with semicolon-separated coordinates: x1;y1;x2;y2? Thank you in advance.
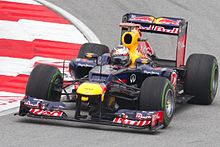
1;0;220;147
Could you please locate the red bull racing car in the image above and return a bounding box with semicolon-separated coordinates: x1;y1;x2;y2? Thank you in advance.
17;13;219;132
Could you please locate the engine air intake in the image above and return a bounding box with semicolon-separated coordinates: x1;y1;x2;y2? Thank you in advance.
124;33;132;44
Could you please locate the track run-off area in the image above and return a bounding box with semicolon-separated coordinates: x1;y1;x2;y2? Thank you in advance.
1;0;220;147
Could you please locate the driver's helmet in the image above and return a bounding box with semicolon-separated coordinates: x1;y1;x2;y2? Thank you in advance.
111;45;130;66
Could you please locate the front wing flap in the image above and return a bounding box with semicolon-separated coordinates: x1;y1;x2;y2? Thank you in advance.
113;109;164;129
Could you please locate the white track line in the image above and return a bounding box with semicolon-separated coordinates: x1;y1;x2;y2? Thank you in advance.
0;57;30;76
0;19;88;44
0;92;24;97
35;0;101;44
0;56;70;76
1;0;41;5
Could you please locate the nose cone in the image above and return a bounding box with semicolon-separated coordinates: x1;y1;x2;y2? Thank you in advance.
76;82;106;101
77;82;103;95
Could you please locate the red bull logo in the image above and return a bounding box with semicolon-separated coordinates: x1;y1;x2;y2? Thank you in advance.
140;25;179;34
154;26;179;34
130;16;154;23
154;18;181;26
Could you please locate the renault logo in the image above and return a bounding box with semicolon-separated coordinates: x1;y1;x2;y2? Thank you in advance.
130;74;136;83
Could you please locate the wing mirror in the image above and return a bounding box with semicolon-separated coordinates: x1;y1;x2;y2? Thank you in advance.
85;53;98;64
85;53;98;59
135;58;149;67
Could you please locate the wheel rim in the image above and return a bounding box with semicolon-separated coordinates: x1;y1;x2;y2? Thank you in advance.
49;76;63;100
211;66;218;97
165;89;174;118
53;78;63;93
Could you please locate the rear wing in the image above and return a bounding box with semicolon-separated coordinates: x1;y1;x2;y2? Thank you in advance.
121;13;188;67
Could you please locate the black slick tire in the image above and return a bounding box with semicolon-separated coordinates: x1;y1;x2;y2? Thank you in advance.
25;64;63;101
139;77;175;128
184;54;218;105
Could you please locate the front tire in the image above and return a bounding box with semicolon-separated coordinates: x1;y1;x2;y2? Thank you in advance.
139;77;175;128
184;54;219;105
25;64;63;101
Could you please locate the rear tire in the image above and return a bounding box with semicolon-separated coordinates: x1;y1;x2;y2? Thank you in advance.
139;77;175;128
184;54;218;105
77;43;109;58
25;64;63;101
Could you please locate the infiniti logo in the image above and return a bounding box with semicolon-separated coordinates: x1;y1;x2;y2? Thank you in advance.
130;74;136;83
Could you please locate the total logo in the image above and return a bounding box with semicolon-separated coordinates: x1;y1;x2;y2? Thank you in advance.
136;113;151;120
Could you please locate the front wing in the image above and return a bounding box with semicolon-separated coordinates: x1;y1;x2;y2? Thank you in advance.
16;96;164;132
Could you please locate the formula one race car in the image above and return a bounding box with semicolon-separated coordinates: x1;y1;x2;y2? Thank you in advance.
17;13;219;132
